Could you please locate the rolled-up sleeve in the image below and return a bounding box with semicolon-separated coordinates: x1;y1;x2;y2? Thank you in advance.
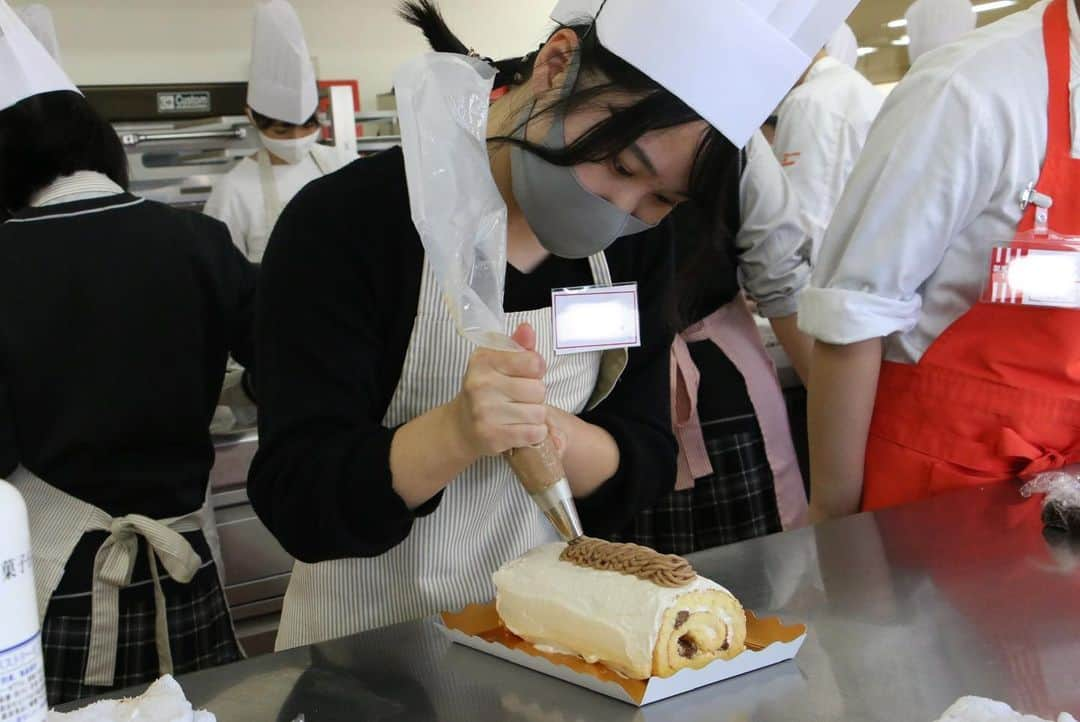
736;132;813;318
799;68;998;345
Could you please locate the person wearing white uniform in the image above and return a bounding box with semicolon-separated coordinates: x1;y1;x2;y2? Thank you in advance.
249;0;856;649
203;0;347;264
906;0;976;66
801;0;1080;519
771;24;884;264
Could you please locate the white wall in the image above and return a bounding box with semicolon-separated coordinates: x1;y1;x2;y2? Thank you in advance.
39;0;554;109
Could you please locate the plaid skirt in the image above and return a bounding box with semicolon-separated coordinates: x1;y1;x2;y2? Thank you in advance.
609;423;782;555
41;545;241;706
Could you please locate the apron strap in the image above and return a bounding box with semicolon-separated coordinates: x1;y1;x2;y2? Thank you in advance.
1043;0;1072;160
584;251;629;411
310;146;337;176
258;148;335;245
9;467;208;688
671;334;712;490
674;298;808;528
256;149;285;235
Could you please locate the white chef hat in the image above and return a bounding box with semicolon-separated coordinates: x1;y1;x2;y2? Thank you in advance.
906;0;976;65
17;3;60;62
246;0;318;125
551;0;861;148
826;23;859;68
0;0;77;112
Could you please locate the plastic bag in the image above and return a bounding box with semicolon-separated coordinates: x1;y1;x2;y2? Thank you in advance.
395;52;516;351
1020;464;1080;535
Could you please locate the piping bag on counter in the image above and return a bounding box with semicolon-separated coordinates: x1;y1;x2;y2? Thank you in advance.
394;52;583;540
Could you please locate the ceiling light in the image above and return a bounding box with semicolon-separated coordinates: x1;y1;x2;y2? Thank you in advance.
892;35;911;46
973;1;1017;12
886;19;907;28
857;47;878;56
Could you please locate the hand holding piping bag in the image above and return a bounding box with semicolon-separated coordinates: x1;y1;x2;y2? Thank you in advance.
450;323;550;458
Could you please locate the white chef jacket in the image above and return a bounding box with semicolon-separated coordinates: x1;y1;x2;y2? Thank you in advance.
738;131;813;318
772;56;884;264
800;0;1080;364
203;143;346;263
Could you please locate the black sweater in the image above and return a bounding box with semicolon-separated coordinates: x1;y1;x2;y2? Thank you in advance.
249;148;678;563
0;194;256;519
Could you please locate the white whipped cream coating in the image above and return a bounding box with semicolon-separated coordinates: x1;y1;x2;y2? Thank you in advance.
493;542;732;678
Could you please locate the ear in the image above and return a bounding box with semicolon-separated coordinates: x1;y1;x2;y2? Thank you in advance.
529;28;580;97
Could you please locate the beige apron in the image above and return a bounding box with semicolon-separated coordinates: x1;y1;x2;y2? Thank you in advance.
8;466;219;687
275;252;627;649
255;148;336;233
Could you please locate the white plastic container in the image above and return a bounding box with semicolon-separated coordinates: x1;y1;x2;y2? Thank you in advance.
0;479;48;722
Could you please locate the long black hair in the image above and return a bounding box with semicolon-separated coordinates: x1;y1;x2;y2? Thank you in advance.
0;91;130;212
400;0;744;328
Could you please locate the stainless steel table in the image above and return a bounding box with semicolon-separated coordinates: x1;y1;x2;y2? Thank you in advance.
68;484;1080;721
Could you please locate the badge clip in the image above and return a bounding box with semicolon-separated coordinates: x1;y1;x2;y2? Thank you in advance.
1020;181;1053;235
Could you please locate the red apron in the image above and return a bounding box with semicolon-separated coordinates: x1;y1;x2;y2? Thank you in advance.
863;0;1080;513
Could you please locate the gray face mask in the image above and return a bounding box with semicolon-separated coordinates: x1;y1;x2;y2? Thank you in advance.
509;61;656;260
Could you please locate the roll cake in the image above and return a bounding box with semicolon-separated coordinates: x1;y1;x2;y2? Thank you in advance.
493;538;747;680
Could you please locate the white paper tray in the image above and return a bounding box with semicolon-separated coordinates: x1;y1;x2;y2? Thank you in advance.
437;603;807;707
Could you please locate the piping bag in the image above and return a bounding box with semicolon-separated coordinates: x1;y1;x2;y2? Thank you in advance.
394;52;583;541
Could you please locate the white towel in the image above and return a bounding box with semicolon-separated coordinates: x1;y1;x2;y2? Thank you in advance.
48;675;215;722
936;696;1077;722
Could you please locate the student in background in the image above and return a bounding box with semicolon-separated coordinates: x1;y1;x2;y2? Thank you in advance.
771;23;884;264
204;0;348;264
802;0;1080;519
608;132;813;554
0;4;254;703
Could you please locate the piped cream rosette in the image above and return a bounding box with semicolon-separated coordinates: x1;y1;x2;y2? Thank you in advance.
493;539;747;680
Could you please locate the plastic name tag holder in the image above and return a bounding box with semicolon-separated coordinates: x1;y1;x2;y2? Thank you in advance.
551;283;641;355
981;231;1080;309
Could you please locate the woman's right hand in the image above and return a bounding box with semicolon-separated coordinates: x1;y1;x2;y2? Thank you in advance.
449;323;549;458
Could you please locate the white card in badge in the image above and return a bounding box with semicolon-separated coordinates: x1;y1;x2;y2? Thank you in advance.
552;283;640;355
983;241;1080;309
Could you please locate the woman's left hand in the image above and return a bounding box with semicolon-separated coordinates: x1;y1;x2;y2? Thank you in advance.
545;407;571;460
543;406;619;498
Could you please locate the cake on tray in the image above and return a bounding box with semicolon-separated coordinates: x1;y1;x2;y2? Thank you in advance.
493;537;747;680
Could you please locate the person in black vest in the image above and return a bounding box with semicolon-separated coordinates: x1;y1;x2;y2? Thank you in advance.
609;149;814;555
248;0;852;649
0;25;256;701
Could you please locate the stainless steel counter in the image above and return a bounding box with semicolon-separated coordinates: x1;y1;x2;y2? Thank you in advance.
69;484;1080;721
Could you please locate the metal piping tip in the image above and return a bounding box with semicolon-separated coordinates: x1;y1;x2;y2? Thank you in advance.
530;478;584;541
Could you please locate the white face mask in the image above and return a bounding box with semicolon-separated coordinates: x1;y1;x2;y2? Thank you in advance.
258;128;320;165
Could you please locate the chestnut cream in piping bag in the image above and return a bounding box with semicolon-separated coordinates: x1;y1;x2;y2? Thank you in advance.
505;440;583;541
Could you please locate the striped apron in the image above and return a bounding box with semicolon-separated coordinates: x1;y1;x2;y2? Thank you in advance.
275;252;627;649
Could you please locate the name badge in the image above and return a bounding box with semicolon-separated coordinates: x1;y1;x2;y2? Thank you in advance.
552;283;641;355
984;245;1080;309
